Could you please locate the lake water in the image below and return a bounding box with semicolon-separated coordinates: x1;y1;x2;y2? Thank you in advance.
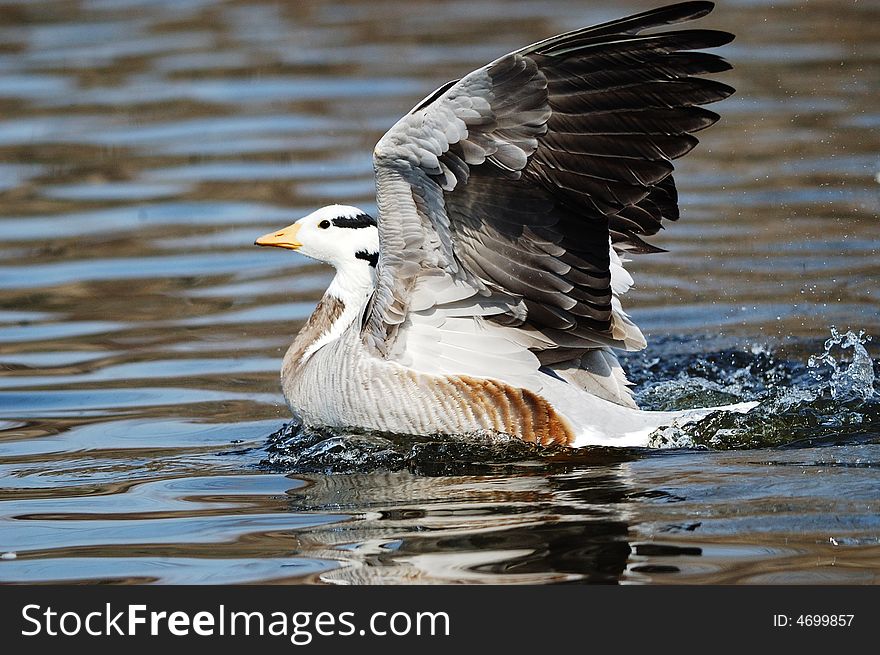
0;0;878;584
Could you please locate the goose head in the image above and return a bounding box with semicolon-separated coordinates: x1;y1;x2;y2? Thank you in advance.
255;204;379;271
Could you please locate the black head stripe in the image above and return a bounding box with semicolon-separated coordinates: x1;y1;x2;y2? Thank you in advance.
332;213;376;229
355;250;379;267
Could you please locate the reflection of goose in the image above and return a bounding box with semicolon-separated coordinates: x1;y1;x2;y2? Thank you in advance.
256;2;753;447
288;469;638;584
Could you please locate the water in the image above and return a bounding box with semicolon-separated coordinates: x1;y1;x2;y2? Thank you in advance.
808;327;875;400
1;0;878;584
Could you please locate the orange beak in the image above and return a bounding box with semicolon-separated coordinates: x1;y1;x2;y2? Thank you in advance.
254;222;302;250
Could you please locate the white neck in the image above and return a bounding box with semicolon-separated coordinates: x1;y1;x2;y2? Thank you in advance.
301;261;376;362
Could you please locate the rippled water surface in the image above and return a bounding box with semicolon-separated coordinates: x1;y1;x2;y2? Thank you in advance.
1;0;878;584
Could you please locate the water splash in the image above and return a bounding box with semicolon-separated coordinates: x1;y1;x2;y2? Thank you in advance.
807;327;875;400
646;329;878;450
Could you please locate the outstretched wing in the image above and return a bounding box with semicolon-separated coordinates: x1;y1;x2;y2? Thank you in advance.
363;1;733;404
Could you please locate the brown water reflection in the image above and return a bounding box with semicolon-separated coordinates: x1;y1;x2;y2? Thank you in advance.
0;0;878;584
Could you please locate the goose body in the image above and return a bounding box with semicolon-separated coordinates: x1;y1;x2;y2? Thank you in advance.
256;2;754;448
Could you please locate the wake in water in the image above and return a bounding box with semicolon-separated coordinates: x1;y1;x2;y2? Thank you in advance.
260;328;879;473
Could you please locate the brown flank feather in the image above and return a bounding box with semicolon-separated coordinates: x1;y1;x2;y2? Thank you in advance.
282;296;346;375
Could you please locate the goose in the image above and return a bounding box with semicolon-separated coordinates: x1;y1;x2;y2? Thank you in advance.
255;1;754;448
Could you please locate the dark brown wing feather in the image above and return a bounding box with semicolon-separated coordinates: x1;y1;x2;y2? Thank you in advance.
368;1;734;355
433;5;733;345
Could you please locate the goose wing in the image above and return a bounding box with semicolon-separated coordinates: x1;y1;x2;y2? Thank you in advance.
363;1;733;401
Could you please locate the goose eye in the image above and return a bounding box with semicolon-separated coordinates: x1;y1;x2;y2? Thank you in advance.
318;220;331;229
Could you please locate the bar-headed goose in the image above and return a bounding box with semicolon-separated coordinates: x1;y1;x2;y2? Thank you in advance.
256;2;753;447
